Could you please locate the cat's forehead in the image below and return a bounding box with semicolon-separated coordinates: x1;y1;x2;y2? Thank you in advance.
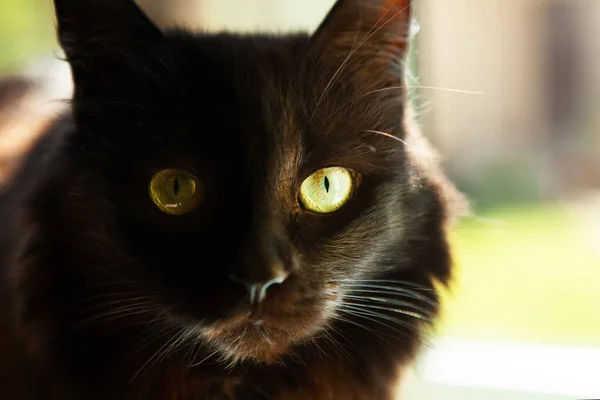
71;30;406;191
161;32;393;134
130;33;404;179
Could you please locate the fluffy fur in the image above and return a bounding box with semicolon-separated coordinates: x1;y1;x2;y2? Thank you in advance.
0;0;464;398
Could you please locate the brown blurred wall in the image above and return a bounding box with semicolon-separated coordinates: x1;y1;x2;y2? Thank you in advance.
416;0;548;175
136;0;204;29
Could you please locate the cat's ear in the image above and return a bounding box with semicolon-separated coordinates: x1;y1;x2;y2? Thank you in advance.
311;0;412;74
53;0;164;80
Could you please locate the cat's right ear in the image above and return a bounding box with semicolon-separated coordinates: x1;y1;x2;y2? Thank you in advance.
53;0;164;82
310;0;412;78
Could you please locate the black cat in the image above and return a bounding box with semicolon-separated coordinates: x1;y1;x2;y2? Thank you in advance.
0;0;465;398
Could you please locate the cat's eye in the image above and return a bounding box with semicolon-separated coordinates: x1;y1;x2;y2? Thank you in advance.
149;169;203;215
299;167;354;214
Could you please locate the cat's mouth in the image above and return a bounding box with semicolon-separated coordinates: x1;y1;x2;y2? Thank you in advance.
199;300;330;364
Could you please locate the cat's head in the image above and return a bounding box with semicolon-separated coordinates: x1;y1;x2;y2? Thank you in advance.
14;0;459;367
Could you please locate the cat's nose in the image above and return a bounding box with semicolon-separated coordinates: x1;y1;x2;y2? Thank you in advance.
229;270;289;309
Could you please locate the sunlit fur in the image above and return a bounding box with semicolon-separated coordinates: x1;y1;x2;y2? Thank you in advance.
0;0;465;399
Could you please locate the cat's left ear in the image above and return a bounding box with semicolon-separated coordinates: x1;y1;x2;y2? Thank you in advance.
53;0;164;81
311;0;412;75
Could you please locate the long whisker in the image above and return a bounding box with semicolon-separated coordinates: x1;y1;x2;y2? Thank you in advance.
136;328;182;374
336;284;437;306
309;335;330;361
324;82;483;125
365;85;485;97
342;301;432;322
339;304;422;334
189;347;220;368
321;322;364;367
184;338;200;366
340;305;415;333
90;264;136;283
337;282;435;296
342;288;436;307
78;300;161;317
158;329;190;363
342;294;432;313
75;291;156;304
86;315;171;344
330;279;434;289
76;295;161;307
130;326;187;382
324;326;368;374
338;305;414;341
131;322;178;359
76;303;163;328
359;129;409;148
332;314;392;345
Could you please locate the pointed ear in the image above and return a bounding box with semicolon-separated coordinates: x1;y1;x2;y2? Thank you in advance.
311;0;412;75
53;0;164;80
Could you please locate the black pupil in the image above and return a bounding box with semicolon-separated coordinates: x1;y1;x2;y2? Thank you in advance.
173;177;180;196
324;176;330;193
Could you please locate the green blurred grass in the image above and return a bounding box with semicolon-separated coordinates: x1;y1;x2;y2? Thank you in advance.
0;0;55;73
440;204;600;347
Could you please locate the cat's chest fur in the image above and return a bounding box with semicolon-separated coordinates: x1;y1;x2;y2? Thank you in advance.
94;351;402;400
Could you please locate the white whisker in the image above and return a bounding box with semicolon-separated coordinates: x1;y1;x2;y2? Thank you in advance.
332;314;392;345
336;283;437;306
342;301;431;322
342;294;430;312
364;85;485;97
360;129;409;147
330;278;433;289
130;326;186;383
339;304;421;335
188;347;219;368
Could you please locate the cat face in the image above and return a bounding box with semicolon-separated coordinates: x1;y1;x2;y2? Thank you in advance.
16;0;454;367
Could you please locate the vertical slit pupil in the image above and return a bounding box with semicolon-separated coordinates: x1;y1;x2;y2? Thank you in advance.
324;176;330;192
173;177;180;196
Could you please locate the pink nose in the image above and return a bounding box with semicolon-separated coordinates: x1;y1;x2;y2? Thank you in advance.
230;272;288;310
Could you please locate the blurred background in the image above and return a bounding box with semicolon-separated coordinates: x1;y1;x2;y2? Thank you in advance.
0;0;598;398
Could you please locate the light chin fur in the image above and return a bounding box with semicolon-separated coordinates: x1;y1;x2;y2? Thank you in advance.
197;305;335;366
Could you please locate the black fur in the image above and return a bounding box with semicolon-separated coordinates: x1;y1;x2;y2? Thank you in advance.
0;1;461;398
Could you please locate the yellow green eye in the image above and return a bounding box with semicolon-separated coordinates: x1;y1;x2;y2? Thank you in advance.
149;169;202;215
299;167;354;214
